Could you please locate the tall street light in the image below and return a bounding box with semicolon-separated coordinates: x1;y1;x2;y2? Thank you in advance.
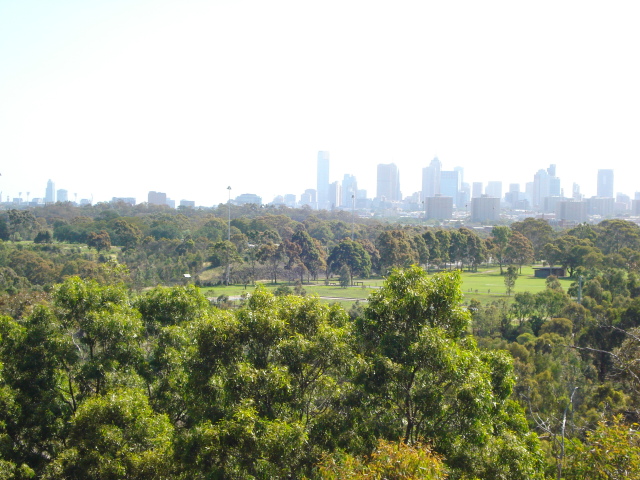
226;186;231;285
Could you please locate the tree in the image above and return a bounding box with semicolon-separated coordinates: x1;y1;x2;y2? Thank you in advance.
327;239;371;285
511;217;554;260
315;439;446;480
44;388;174;480
290;229;325;281
357;266;544;478
33;230;53;244
86;230;111;253
491;226;511;274
505;231;534;273
257;242;285;284
375;230;418;273
504;265;518;296
564;415;640;480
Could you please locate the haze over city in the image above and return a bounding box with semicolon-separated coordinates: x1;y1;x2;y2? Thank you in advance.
2;0;639;205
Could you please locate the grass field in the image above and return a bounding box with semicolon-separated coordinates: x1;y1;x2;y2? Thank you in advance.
197;265;575;307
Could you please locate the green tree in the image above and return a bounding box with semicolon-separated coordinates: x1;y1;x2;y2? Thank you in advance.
44;388;174;480
357;266;544;478
327;239;371;284
504;265;518;296
491;226;511;274
86;230;112;253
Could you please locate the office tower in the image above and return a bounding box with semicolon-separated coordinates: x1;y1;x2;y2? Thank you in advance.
597;169;614;198
284;194;296;208
533;169;550;209
558;200;588;223
148;191;167;205
377;163;401;201
572;183;583;201
57;189;68;202
317;151;330;210
328;181;341;208
504;184;520;207
458;182;471;208
470;196;500;222
45;179;56;203
440;170;461;206
425;195;453;220
485;181;503;199
472;182;483;198
300;189;316;208
342;174;358;207
235;193;263;205
422;157;441;199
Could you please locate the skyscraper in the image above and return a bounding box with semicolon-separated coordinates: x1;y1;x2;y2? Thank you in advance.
45;179;56;203
317;151;330;210
597;169;614;198
440;170;461;206
341;174;357;208
376;163;401;201
422;157;441;199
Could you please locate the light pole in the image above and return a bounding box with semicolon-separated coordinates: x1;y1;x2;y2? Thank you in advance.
226;186;231;285
351;194;355;240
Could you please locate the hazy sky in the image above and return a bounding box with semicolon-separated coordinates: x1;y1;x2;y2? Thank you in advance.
2;0;639;206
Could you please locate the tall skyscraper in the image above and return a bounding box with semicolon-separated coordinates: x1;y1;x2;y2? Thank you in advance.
472;182;483;198
376;163;401;201
422;157;441;199
597;169;614;198
485;181;503;199
57;189;68;202
45;179;56;203
440;170;461;206
317;151;330;210
341;174;358;208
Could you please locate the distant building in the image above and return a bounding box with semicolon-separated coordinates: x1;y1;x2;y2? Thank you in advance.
377;163;401;202
57;189;69;202
148;191;167;206
284;194;296;208
235;193;262;205
472;182;483;198
300;189;316;208
425;195;453;220
328;181;341;209
557;200;588;223
632;199;640;215
112;197;136;205
45;179;56;203
422;157;441;199
341;174;357;207
440;171;461;206
470;196;500;222
179;200;196;208
597;169;614;198
588;196;615;217
485;181;502;200
317;151;330;210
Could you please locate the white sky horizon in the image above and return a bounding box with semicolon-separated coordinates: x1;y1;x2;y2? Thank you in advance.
2;0;639;206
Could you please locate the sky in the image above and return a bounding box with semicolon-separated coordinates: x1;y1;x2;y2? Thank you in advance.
1;0;639;206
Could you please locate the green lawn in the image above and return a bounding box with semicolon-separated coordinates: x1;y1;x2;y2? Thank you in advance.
197;265;575;307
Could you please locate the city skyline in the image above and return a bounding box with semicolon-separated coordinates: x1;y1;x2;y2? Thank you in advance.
2;1;640;205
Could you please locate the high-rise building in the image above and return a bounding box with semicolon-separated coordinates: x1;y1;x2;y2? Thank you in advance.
328;181;341;209
57;189;68;202
472;182;483;198
470;196;500;222
422;157;441;199
317;151;330;210
440;170;461;206
425;195;453;220
597;169;614;198
148;191;167;205
485;181;503;200
45;179;56;203
376;163;401;201
341;174;358;207
533;169;550;209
